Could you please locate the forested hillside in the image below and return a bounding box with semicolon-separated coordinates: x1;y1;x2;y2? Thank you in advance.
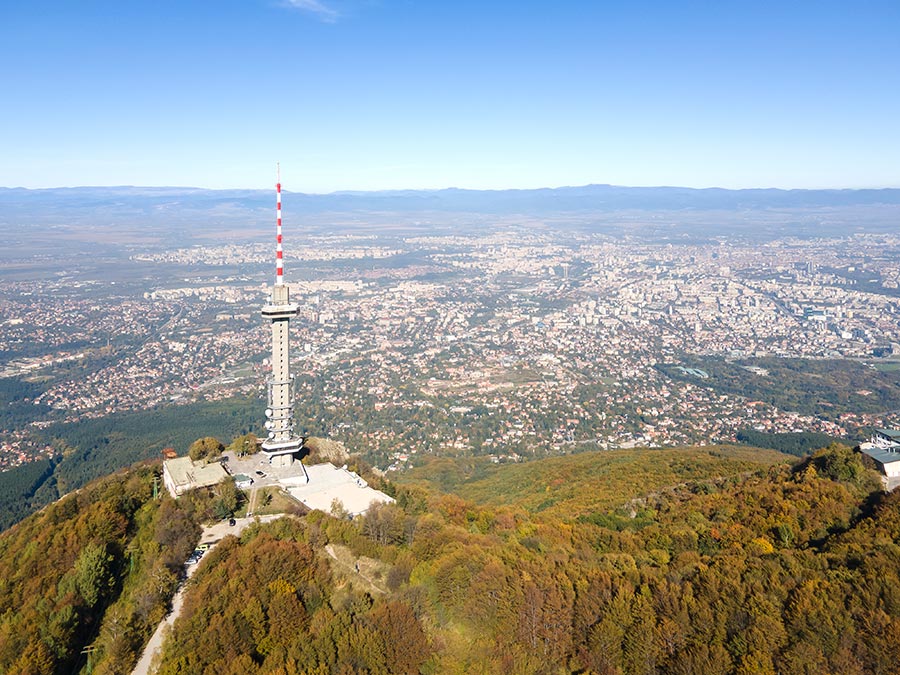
3;443;898;674
735;429;844;457
0;466;214;675
657;357;900;419
0;458;57;530
150;443;900;674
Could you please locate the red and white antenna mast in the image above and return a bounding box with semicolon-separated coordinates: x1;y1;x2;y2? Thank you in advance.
275;162;284;286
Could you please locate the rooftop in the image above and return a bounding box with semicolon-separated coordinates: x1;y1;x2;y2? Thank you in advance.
875;429;900;442
163;456;230;496
860;444;900;466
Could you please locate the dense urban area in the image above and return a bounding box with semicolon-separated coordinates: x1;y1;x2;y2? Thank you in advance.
2;225;899;472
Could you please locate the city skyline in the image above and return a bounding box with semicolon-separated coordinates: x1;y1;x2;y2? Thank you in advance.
2;1;899;192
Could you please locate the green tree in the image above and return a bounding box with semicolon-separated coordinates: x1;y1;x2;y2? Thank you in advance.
227;433;259;458
188;436;225;462
213;479;240;520
74;542;116;608
42;604;78;660
811;444;864;482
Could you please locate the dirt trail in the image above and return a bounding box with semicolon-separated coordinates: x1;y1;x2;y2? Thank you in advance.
324;543;387;595
246;486;260;515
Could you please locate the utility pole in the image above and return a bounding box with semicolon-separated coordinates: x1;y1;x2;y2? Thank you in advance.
125;543;137;575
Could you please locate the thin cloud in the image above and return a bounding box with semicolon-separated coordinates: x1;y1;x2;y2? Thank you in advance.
283;0;339;22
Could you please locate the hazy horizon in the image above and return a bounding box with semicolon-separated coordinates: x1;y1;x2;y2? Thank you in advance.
3;182;900;195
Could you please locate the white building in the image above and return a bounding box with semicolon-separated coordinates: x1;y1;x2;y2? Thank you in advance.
162;457;230;498
860;429;900;489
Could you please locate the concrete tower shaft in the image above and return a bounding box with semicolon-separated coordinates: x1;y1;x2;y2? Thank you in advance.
262;286;299;448
260;169;304;467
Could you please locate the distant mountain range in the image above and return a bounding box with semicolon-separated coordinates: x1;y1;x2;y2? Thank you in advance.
1;184;899;241
2;183;900;215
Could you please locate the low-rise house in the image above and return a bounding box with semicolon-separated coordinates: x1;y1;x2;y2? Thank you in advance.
233;474;254;489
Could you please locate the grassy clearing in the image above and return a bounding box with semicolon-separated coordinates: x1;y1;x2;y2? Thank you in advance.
243;486;299;517
324;543;389;595
399;445;792;521
871;360;900;372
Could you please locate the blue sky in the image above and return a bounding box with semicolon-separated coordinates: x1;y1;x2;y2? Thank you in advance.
1;1;898;191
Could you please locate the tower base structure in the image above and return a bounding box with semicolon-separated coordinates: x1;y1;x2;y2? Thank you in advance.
266;452;297;468
261;440;304;467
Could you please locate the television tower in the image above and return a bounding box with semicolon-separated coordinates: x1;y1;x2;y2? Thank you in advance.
261;164;304;467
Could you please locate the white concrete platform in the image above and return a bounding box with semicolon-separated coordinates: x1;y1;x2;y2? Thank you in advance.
287;463;394;517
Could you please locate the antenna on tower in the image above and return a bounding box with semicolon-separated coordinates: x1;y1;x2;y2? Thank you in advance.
275;162;283;286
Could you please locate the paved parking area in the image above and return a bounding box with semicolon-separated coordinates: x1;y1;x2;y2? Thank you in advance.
219;452;309;489
220;454;393;518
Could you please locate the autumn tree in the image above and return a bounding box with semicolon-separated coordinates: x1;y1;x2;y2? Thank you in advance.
363;502;407;546
73;542;116;607
367;601;431;675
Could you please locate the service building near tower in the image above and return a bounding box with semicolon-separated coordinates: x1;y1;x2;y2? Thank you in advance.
162;456;229;498
860;429;900;490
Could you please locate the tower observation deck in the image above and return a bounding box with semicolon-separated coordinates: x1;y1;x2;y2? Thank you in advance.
261;167;304;467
